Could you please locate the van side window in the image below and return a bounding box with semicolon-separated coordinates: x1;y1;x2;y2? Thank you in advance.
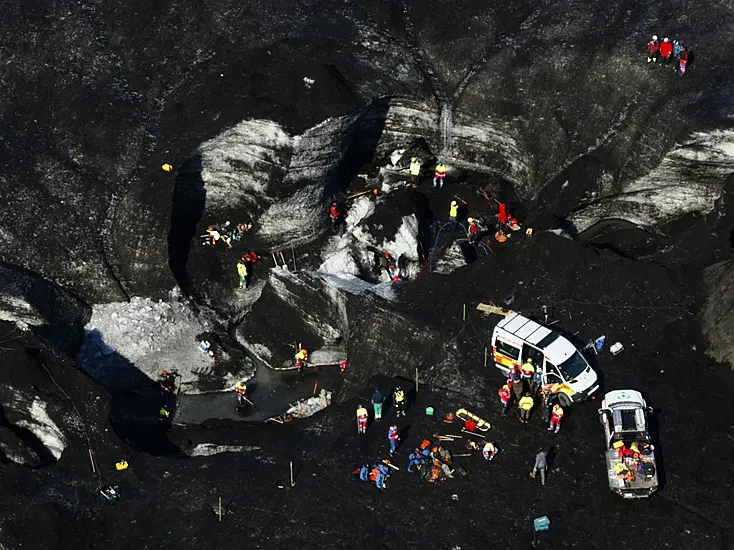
496;340;520;360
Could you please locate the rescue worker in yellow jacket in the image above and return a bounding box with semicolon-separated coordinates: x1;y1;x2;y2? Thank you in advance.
449;200;459;223
237;260;248;288
409;157;421;185
295;348;309;372
518;393;535;424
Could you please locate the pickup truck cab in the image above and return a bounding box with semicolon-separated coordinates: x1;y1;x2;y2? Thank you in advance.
491;311;599;406
598;390;658;498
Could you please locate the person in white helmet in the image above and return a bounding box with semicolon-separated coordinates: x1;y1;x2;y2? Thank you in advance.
449;200;459;224
659;37;673;65
647;35;660;63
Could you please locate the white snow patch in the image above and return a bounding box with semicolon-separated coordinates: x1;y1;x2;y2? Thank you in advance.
16;399;66;460
187;444;260;457
570;130;734;231
199;119;292;211
432;241;467;274
0;295;45;326
546;228;573;240
77;293;229;393
287;389;332;418
317;273;397;301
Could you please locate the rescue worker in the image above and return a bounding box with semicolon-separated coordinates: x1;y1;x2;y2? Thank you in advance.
529;448;548;486
393;386;406;417
409;157;421;185
233;381;248;406
548;403;564;433
482;442;499;461
329;202;341;231
449;200;459;224
295;348;309;372
518;393;535;424
159;370;176;394
531;368;543;395
433;161;447;189
494;228;508;243
397;253;408;280
228;222;250;243
659;37;673;65
467;218;480;244
510;367;524;401
371;388;384;421
379;252;397;281
498;384;512;416
159;406;170;418
521;358;535;380
236;259;248;289
375;462;390;489
357;404;369;434
497;202;508;226
408;449;423;473
647;35;660;63
388;425;400;455
540;387;554;423
359;464;370;481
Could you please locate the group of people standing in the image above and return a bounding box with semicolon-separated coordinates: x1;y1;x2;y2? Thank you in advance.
646;35;689;75
498;359;565;433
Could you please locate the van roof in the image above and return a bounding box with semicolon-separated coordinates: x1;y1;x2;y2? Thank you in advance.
497;312;557;347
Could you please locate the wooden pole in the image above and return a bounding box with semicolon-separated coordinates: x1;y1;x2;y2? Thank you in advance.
463;304;466;321
313;381;318;397
290;461;295;487
292;247;297;271
415;368;419;393
484;347;488;367
218;497;222;522
88;449;96;473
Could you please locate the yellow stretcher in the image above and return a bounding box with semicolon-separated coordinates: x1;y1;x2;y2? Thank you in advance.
455;408;491;431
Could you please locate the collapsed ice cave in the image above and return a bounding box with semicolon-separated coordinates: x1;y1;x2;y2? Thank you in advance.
2;0;734;548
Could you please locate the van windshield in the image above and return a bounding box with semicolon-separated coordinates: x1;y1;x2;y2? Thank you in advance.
558;351;587;380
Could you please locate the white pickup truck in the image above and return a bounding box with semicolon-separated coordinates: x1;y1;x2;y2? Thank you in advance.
598;390;658;498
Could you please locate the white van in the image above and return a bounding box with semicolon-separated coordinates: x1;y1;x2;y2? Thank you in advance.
491;311;599;406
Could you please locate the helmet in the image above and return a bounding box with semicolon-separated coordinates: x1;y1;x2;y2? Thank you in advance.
467;217;474;224
526;358;533;364
652;35;658;40
161;370;168;377
502;384;509;390
411;157;417;162
673;39;678;44
663;37;669;42
384;252;390;258
451;200;457;206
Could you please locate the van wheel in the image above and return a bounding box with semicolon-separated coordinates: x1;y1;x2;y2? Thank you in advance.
558;393;572;408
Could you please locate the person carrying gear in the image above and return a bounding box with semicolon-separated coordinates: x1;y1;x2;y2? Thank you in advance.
529;449;548;486
409;157;421;185
388;425;400;455
408;449;423;473
518;393;534;424
499;384;512;416
449;200;459;224
521;358;535;380
375;462;390;489
659;37;673;65
357;405;369;434
482;442;499;461
372;388;384;421
540;387;554;423
494;228;508;243
233;381;248;407
510;367;524;400
227;222;250;243
467;218;480;244
433;161;447;189
236;260;248;289
329;202;341;231
359;465;370;481
295;348;309;372
393;386;406;417
548;403;564;433
647;35;660;63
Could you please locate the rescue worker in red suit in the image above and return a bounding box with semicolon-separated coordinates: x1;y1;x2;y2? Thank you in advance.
329;202;341;231
467;218;480;245
548;403;564;433
678;48;689;76
498;202;508;226
659;37;673;66
498;384;512;416
647;35;660;63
